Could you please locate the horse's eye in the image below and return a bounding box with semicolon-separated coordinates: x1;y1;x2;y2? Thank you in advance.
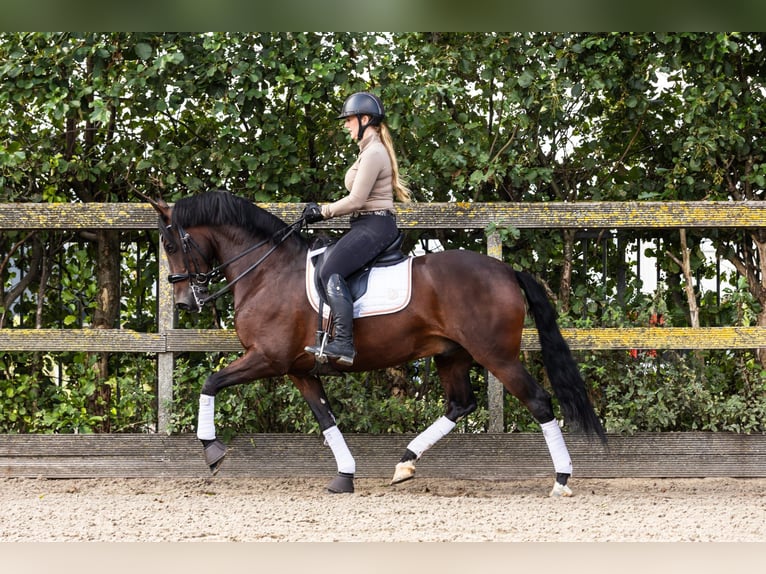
161;238;178;255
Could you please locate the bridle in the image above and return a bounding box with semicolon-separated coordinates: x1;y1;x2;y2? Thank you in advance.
165;217;306;312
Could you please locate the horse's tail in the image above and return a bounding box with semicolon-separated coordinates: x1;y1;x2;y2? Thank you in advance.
514;270;607;444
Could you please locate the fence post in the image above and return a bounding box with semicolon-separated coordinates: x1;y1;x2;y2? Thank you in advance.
486;231;504;433
156;248;175;434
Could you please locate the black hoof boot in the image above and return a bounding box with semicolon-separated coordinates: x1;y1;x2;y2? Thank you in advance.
202;439;227;475
327;472;354;493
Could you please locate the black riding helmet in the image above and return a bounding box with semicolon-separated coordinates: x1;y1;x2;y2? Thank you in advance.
337;92;385;140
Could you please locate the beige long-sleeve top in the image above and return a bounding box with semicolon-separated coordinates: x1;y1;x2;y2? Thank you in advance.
321;132;395;219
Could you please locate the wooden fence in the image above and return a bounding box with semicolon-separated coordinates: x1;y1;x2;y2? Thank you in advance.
3;432;764;479
2;201;766;437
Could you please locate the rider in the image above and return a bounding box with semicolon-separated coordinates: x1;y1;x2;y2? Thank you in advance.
303;91;411;365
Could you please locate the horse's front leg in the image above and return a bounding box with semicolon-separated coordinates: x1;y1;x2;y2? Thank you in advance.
197;392;227;474
195;349;282;474
289;374;355;493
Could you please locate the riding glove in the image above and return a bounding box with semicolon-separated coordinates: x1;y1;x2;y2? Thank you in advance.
302;202;324;223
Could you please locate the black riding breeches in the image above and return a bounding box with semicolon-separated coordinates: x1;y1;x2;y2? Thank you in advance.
318;213;399;286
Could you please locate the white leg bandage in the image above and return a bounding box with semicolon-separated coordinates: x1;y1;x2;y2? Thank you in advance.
323;426;356;475
407;416;456;458
541;419;573;475
197;394;216;441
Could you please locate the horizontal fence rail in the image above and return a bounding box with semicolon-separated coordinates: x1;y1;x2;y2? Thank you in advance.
2;200;765;434
2;200;766;230
2;326;765;353
2;432;764;479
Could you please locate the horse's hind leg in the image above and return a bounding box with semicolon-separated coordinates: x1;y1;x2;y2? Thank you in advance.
492;358;574;497
391;348;477;485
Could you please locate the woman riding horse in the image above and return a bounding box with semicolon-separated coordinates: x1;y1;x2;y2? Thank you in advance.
302;91;411;366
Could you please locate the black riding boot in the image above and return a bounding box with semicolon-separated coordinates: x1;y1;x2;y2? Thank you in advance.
306;274;356;365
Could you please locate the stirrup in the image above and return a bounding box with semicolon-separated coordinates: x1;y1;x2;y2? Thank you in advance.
305;344;328;363
305;331;330;363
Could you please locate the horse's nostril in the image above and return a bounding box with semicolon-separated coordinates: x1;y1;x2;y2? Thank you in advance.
176;302;192;311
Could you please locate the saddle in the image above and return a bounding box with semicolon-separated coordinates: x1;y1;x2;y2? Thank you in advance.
310;233;407;305
306;234;412;374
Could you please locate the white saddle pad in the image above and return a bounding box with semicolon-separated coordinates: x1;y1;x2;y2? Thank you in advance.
305;248;413;318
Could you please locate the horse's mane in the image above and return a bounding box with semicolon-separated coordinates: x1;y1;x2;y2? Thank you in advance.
172;190;306;248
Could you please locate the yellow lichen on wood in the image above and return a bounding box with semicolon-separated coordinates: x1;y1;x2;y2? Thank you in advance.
4;201;765;230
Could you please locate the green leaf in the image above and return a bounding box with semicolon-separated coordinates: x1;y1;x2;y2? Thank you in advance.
517;69;535;88
135;43;152;60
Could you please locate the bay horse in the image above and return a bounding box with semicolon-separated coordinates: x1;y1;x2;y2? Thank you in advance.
147;190;606;496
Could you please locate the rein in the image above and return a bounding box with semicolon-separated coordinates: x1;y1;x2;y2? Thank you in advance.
168;217;306;310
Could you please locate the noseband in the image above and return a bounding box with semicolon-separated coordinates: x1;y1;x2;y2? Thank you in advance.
166;218;305;312
165;223;213;310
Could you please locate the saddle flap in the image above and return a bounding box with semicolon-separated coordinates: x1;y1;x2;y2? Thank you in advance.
306;251;413;319
310;233;407;302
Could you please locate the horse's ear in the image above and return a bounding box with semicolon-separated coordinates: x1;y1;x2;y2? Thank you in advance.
132;187;171;216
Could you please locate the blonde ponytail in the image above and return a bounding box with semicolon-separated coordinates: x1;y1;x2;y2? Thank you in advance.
379;123;411;203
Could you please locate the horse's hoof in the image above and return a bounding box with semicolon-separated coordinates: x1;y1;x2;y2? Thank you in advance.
327;472;354;493
390;460;416;485
550;481;573;497
203;439;227;475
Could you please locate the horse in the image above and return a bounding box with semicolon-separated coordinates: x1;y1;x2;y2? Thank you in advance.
146;190;606;496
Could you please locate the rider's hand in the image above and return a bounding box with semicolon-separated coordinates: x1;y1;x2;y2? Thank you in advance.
302;202;324;223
